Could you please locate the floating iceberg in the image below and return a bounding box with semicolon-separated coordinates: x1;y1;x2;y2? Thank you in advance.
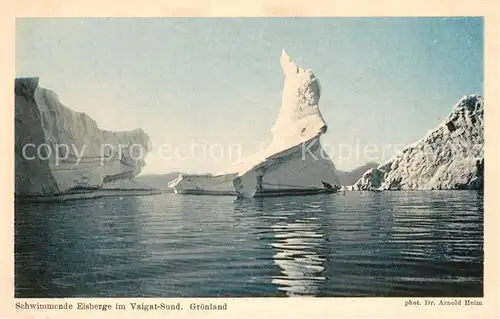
168;173;238;195
353;95;484;190
15;77;151;197
169;50;340;197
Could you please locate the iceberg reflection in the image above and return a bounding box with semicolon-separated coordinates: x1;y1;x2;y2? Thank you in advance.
269;211;327;296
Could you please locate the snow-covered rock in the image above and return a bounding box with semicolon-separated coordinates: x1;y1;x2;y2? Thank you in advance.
336;162;379;186
15;77;150;196
169;50;340;197
353;95;484;191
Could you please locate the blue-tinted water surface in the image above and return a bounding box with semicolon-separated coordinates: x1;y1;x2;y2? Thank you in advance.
15;191;483;297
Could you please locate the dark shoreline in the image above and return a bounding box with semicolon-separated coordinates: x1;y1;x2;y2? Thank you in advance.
14;187;483;203
15;189;166;203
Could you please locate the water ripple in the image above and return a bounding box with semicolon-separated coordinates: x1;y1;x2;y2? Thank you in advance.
15;191;483;297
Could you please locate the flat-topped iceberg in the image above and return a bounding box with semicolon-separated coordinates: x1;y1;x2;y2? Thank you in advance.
168;173;238;195
169;50;340;197
15;77;151;197
353;95;484;191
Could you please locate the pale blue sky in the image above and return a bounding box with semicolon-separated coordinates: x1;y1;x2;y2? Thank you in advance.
16;18;483;174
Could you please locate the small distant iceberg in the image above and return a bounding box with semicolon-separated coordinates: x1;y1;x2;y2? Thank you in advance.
168;174;238;196
169;50;341;198
352;95;484;191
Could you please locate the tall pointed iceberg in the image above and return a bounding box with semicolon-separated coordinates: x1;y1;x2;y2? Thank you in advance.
169;50;340;197
232;50;339;197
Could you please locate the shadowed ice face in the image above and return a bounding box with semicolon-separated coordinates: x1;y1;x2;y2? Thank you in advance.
272;50;328;146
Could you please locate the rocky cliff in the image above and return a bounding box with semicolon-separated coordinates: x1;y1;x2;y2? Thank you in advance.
353;95;484;191
15;77;150;196
337;162;379;186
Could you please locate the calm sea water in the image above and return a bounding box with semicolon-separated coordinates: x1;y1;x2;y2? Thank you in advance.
15;191;483;297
